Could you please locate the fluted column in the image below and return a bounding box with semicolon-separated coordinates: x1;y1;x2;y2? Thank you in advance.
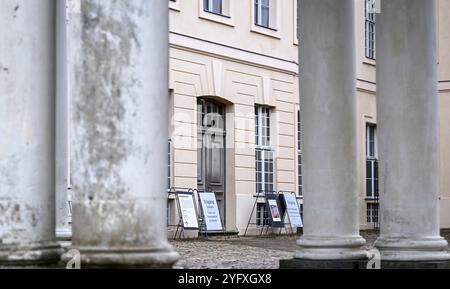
295;0;368;260
0;0;62;265
69;1;178;267
375;0;450;261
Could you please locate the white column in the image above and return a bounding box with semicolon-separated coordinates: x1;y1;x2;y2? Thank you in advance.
375;0;450;261
0;0;62;264
296;0;368;260
55;0;72;242
69;1;178;267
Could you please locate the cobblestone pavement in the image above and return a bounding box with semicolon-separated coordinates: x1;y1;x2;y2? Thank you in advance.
171;230;450;269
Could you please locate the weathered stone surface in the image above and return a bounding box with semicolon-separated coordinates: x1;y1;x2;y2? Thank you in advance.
375;0;450;261
296;0;368;260
67;0;178;267
0;0;62;265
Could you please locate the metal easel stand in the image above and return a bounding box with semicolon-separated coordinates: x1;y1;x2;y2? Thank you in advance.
168;187;194;240
244;191;278;237
195;189;228;240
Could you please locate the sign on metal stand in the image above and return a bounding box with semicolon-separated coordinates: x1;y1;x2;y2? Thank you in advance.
197;191;226;237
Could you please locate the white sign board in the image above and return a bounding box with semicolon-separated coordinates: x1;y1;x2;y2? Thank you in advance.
177;193;199;230
199;192;223;231
283;192;303;228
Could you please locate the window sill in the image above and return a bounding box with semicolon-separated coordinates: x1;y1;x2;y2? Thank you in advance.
363;58;377;67
199;10;234;27
251;24;281;39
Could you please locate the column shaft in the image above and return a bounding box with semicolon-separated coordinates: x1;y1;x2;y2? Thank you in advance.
375;0;450;261
296;0;368;260
69;0;178;267
0;0;61;265
55;0;72;242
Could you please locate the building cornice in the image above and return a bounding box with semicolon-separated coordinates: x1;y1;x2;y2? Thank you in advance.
169;31;299;76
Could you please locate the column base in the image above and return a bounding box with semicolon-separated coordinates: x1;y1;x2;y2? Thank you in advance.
280;259;368;269
295;235;370;260
380;260;450;269
62;246;180;268
375;236;450;261
0;242;63;267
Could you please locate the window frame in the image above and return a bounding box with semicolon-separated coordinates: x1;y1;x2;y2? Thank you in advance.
199;0;234;27
251;0;281;39
297;109;303;198
255;106;275;195
365;0;376;60
366;124;379;200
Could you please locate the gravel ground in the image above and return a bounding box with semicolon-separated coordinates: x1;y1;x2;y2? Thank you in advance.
171;230;450;269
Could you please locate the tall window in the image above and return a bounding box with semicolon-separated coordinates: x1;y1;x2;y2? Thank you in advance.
366;124;378;199
297;110;303;197
204;0;223;15
365;0;376;59
255;0;271;28
366;124;379;224
168;139;172;190
255;106;274;195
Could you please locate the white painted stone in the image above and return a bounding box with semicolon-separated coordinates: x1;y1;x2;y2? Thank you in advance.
375;0;450;261
0;0;62;265
67;0;178;267
295;0;368;260
55;0;72;242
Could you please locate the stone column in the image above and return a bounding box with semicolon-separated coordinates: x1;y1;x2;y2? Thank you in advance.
69;1;178;267
375;0;450;262
294;0;368;262
0;0;62;265
55;0;72;243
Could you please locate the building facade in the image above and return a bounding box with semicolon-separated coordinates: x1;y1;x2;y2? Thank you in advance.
166;0;450;234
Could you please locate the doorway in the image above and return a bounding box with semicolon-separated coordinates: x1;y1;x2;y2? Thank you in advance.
197;99;226;225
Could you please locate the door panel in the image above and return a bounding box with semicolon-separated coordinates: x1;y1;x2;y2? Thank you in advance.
197;99;226;226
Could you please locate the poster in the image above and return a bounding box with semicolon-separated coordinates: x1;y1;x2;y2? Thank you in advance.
177;193;199;230
199;192;223;231
268;199;282;222
282;192;303;228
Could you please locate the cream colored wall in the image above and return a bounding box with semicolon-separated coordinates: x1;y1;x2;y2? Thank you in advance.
168;46;299;232
439;0;450;228
169;0;298;63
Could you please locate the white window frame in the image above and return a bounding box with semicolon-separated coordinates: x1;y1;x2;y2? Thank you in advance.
199;0;234;27
251;0;281;39
367;203;379;224
365;0;376;60
168;138;173;190
297;109;303;197
366;124;378;199
255;106;275;195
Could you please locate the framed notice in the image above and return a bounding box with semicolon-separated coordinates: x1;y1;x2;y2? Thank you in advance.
199;192;223;231
176;192;199;230
280;192;303;228
265;194;285;228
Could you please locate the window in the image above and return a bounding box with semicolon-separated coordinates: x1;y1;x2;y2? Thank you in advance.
366;124;378;199
365;0;376;59
297;110;303;197
367;203;379;224
256;203;270;226
168;139;173;190
255;106;274;195
204;0;223;15
255;0;270;28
